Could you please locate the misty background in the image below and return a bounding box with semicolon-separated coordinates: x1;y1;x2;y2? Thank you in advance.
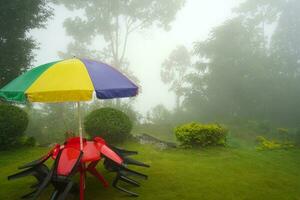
1;0;300;144
30;0;238;114
2;1;300;199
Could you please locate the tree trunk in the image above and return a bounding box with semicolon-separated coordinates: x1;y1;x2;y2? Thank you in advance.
175;95;180;111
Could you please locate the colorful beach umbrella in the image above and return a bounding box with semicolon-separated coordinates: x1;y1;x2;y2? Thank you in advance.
0;58;139;149
0;58;138;103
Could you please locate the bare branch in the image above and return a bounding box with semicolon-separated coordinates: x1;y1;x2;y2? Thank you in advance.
128;17;152;34
120;19;130;64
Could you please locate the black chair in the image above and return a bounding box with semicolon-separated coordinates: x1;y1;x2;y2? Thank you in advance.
8;154;51;199
104;146;150;197
31;147;83;200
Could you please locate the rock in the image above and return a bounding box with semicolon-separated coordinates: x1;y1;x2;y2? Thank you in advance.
134;133;177;150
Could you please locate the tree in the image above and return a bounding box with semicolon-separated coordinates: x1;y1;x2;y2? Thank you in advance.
269;0;300;124
86;99;141;125
184;0;300;126
27;103;77;143
271;0;300;76
55;0;185;83
233;0;284;46
161;45;191;110
234;0;284;24
189;18;269;121
146;104;171;124
0;0;52;88
234;0;300;125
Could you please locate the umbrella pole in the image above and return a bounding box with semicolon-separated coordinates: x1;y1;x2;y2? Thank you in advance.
77;102;86;193
77;101;83;150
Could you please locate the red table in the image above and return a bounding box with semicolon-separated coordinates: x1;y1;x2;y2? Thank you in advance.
79;141;109;200
8;136;148;200
54;138;122;200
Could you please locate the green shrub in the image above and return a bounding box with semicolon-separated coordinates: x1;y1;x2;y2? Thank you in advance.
84;107;133;144
0;104;29;149
256;136;281;150
256;136;294;151
277;128;289;135
174;122;228;148
24;136;36;147
18;136;36;147
295;129;300;146
277;128;289;141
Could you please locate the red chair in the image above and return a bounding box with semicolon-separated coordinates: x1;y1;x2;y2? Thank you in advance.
32;146;83;200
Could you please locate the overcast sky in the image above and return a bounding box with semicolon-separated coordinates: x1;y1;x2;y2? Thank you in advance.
31;0;240;115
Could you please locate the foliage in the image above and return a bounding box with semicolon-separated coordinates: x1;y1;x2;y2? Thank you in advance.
24;136;36;147
256;136;281;150
0;0;52;88
146;104;172;124
277;128;289;135
87;99;141;125
174;122;227;148
24;101;140;145
256;136;294;151
0;104;29;149
182;0;300;127
18;136;36;147
188;17;268;122
84;107;133;143
233;0;283;27
277;128;289;140
55;0;185;84
295;128;300;146
25;103;78;144
161;45;191;109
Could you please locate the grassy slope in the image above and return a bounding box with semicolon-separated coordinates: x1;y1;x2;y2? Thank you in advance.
0;143;300;200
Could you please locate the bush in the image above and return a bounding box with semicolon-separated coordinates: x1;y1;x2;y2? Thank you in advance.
277;128;289;135
256;136;294;151
256;136;281;150
295;129;300;146
174;122;227;148
18;136;36;147
0;104;29;149
84;107;133;144
277;128;289;141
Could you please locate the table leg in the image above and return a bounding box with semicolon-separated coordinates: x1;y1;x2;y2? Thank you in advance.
88;168;109;188
80;164;85;200
87;160;99;169
87;161;109;188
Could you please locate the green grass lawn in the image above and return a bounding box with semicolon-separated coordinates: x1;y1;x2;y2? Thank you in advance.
0;143;300;200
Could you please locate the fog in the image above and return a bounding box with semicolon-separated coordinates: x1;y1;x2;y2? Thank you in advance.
2;0;300;145
30;0;239;114
1;1;300;198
